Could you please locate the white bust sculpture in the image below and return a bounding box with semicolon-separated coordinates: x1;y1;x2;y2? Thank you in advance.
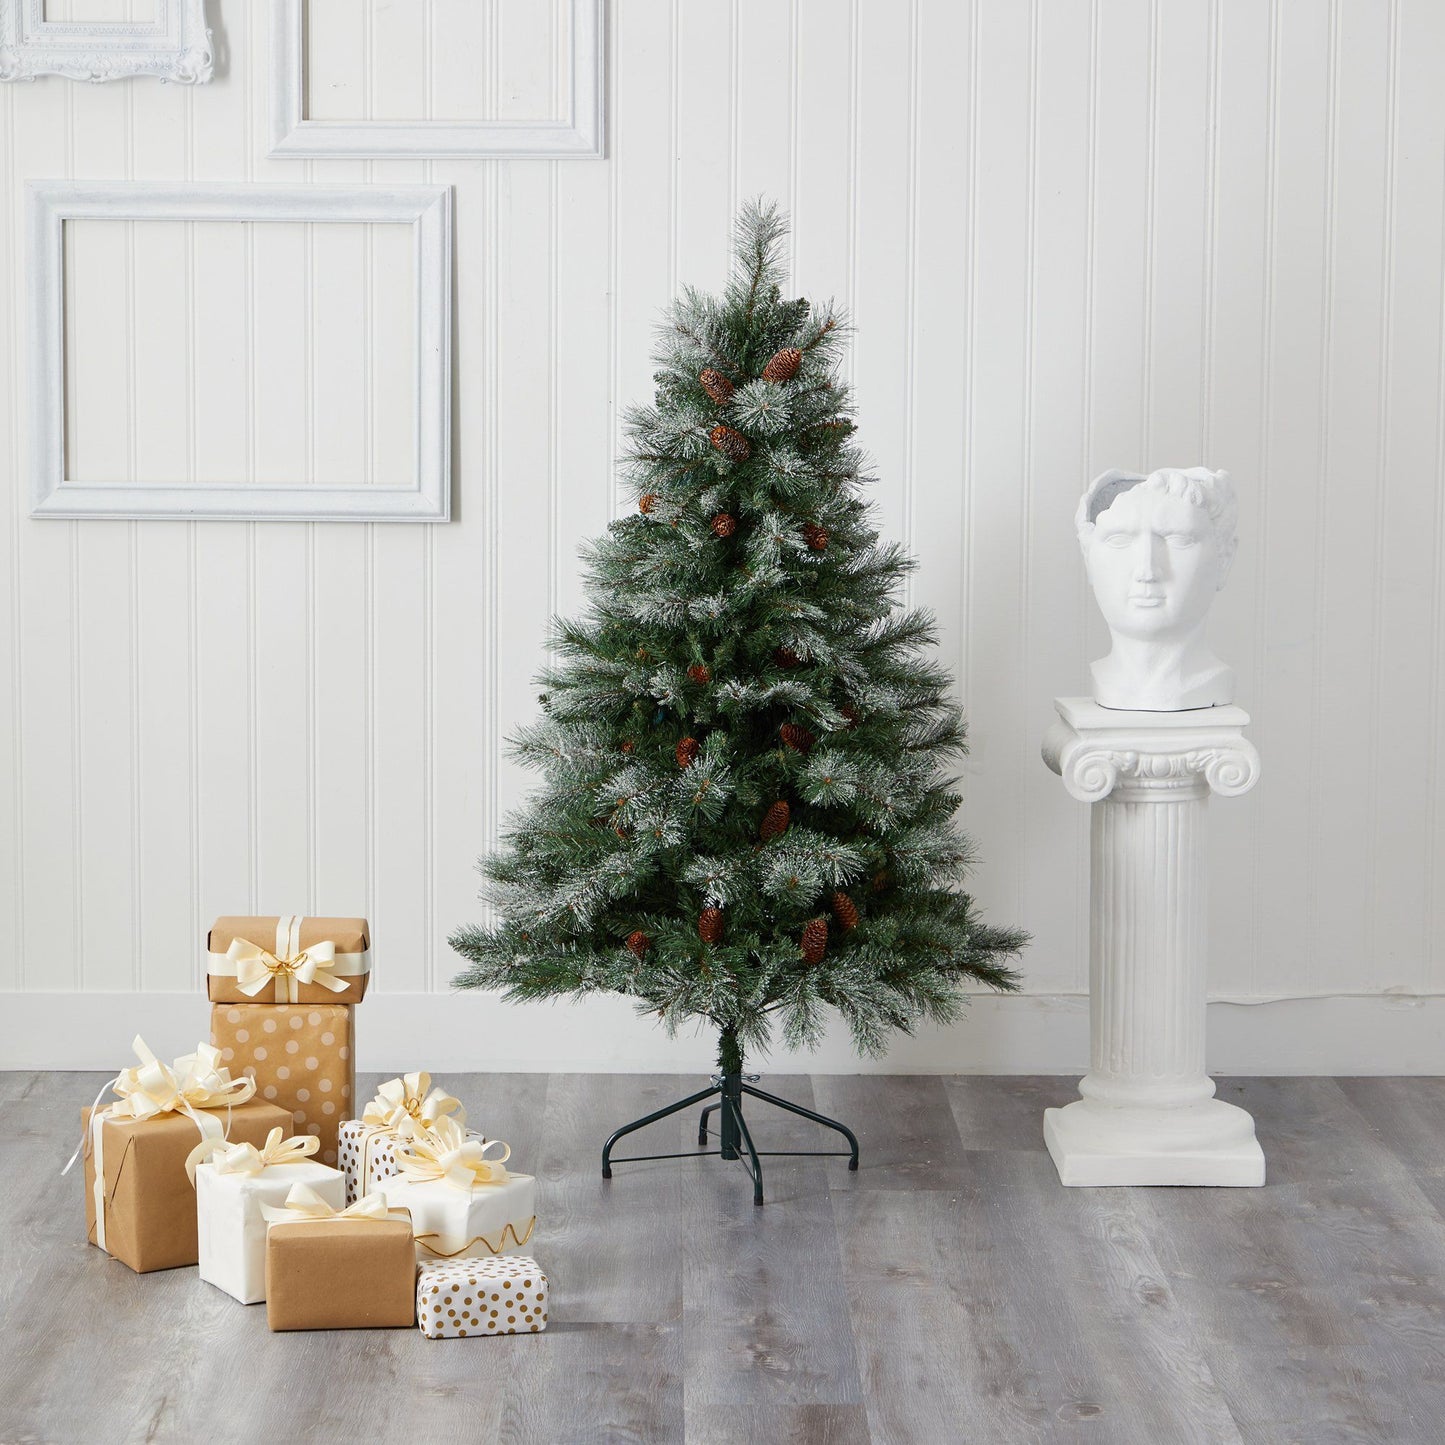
1076;466;1238;712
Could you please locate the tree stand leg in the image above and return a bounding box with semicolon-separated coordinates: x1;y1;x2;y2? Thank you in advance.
697;1102;719;1145
600;1028;860;1204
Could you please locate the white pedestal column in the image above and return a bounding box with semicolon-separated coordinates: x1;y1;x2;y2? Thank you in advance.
1041;697;1265;1187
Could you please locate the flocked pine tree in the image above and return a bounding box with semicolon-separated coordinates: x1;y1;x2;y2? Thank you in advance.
451;202;1025;1080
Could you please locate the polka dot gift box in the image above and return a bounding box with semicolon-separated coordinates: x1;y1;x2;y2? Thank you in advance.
417;1255;549;1339
209;1003;355;1167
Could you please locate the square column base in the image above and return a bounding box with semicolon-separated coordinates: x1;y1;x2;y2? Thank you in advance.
1043;1098;1265;1187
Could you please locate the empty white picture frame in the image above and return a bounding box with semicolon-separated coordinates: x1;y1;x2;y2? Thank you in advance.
28;180;453;522
270;0;604;159
0;0;214;85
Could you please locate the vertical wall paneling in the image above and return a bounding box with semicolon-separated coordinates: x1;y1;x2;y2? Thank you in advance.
4;1;1445;1070
0;85;18;987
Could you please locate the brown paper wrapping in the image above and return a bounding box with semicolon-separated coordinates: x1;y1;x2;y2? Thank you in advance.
265;1218;417;1330
209;1003;355;1167
207;916;371;1005
82;1100;293;1274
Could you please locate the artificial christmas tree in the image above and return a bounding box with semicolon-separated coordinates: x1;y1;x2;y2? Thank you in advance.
450;201;1025;1203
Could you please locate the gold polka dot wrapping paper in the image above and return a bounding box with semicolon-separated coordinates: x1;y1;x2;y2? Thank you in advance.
416;1255;549;1339
209;1003;355;1167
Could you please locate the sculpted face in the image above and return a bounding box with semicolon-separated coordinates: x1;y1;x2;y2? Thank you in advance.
1083;483;1228;642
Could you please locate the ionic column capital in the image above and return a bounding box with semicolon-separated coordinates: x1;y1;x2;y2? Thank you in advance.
1041;697;1260;804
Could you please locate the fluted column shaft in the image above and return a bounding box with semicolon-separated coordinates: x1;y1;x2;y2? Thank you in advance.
1082;779;1211;1108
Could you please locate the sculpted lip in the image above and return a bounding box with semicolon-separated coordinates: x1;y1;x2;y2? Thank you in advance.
1128;593;1165;607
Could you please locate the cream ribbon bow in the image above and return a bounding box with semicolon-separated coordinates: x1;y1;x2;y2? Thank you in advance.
110;1035;257;1125
185;1126;319;1184
396;1115;511;1191
361;1072;466;1137
259;1182;395;1225
226;936;346;1003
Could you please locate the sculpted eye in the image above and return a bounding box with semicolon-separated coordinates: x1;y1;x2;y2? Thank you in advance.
1166;532;1200;548
1102;531;1132;548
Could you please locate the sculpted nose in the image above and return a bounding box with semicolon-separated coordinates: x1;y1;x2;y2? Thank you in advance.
1133;535;1160;581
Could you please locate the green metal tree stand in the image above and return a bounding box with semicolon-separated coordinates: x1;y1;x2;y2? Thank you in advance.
600;1028;860;1206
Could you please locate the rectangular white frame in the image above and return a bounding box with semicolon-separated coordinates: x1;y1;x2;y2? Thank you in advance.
270;0;604;159
0;0;213;84
28;180;453;522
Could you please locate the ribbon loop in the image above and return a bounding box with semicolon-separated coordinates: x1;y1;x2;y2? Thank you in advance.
260;1181;397;1225
396;1116;510;1192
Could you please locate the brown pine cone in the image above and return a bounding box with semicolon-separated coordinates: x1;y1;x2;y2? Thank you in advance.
871;869;890;893
801;916;828;965
620;739;635;753
639;493;658;514
840;704;858;728
762;347;802;383
698;907;724;944
709;424;751;463
775;646;802;669
676;737;702;769
802;522;829;552
687;664;711;685
699;368;735;405
625;930;651;959
780;723;815;754
831;891;860;932
710;512;737;539
760;800;791;841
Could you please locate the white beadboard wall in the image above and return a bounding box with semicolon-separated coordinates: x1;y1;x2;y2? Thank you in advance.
4;0;1445;1074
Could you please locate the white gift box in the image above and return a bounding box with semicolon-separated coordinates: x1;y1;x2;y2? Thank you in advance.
417;1255;549;1338
387;1173;538;1265
196;1161;345;1304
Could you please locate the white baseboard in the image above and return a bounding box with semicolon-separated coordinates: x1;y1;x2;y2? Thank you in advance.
2;990;1443;1075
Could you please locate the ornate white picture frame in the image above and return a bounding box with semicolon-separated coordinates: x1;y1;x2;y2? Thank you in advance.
27;180;453;522
269;0;604;159
0;0;213;85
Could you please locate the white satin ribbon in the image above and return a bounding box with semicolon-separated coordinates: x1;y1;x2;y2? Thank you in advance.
396;1116;511;1192
186;1126;319;1184
216;915;358;1003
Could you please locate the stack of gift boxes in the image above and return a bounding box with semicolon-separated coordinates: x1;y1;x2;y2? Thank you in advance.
76;914;547;1340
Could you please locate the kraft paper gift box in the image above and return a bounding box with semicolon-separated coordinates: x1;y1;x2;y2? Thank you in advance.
263;1185;416;1331
77;1036;292;1274
207;914;370;1005
338;1071;472;1206
381;1117;538;1265
194;1130;345;1305
210;1002;355;1167
417;1255;550;1339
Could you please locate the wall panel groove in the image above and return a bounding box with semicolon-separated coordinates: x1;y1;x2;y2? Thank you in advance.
2;0;1444;1071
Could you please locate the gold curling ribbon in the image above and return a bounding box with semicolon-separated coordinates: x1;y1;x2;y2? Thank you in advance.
415;1215;537;1259
186;1126;319;1184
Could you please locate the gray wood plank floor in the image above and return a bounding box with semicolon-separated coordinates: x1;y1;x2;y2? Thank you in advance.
4;1072;1445;1445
